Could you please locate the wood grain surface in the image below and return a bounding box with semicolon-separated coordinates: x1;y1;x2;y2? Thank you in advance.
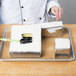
0;24;76;76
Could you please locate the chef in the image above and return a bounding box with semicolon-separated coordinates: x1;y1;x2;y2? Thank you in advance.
0;0;62;24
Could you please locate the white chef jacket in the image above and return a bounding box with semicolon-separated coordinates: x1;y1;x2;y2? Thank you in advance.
0;0;59;24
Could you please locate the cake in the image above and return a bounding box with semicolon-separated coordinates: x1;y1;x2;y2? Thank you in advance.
9;25;41;58
55;38;70;58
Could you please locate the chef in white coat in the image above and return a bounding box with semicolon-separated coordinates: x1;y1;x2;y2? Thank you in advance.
0;0;62;24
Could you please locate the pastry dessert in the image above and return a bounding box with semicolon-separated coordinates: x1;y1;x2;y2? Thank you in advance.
55;38;70;59
9;25;41;58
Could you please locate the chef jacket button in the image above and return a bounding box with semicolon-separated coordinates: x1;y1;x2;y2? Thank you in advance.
23;19;26;21
39;17;42;20
21;6;24;8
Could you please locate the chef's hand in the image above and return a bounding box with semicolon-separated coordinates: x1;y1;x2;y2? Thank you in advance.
51;6;63;21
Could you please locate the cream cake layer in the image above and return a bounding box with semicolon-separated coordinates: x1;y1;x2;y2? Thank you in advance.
55;38;70;59
9;25;41;58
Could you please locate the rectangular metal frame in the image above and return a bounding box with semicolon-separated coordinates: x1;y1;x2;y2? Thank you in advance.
0;27;75;61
